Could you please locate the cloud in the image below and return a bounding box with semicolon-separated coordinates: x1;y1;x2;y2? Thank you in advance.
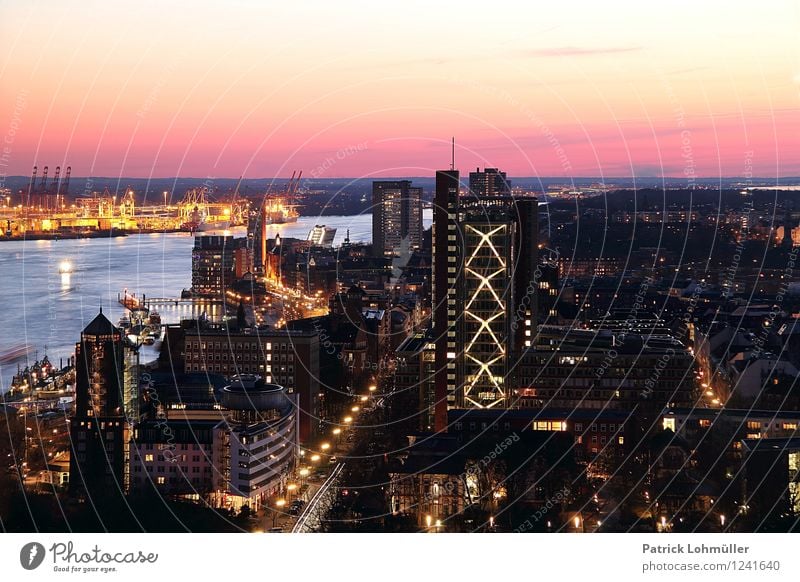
519;46;642;58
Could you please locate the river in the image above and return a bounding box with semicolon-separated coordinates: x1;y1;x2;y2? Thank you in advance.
0;211;432;390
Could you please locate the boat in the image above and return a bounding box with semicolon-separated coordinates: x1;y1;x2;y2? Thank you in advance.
7;351;71;396
196;218;232;231
149;311;162;326
307;225;336;247
260;171;301;224
263;197;299;224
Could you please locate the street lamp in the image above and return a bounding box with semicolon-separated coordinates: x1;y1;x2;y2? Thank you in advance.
351;406;360;412
310;454;321;462
272;498;286;527
320;442;330;451
343;416;353;424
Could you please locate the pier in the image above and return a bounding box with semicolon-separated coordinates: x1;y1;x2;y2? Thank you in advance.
119;290;227;323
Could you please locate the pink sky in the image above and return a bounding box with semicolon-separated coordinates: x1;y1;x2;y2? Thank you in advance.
1;1;798;179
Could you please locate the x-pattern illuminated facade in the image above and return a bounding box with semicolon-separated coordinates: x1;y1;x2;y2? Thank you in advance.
434;168;538;429
461;222;511;408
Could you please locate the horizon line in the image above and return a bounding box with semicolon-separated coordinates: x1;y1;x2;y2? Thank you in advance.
3;174;800;182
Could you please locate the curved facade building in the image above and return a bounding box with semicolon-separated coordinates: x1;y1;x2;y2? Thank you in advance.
213;377;298;511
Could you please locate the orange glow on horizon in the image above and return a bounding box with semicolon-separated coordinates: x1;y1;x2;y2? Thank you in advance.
0;1;797;179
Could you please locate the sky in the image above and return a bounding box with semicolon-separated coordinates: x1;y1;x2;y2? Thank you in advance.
0;0;798;180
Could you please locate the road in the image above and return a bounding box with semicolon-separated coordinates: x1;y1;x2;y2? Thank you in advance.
292;462;345;533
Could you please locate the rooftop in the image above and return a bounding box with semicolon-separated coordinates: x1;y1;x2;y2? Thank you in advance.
82;309;119;337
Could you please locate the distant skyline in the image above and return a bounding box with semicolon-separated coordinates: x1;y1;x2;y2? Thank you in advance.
1;1;798;179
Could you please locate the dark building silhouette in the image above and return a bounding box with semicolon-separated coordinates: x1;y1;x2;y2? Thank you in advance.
69;309;139;495
433;169;460;430
372;180;422;258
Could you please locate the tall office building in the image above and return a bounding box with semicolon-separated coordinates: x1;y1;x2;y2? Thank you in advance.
69;309;139;494
372;180;422;258
469;167;511;197
183;326;320;442
192;235;234;299
433;169;537;431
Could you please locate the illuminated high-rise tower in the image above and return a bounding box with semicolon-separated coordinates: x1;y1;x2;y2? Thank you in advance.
372;180;422;258
433;170;537;431
69;309;139;495
469;167;511;197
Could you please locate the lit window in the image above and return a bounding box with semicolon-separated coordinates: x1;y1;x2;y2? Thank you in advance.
145;454;154;462
558;356;587;365
532;421;566;431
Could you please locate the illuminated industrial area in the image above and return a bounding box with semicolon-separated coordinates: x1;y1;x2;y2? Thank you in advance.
0;166;304;238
